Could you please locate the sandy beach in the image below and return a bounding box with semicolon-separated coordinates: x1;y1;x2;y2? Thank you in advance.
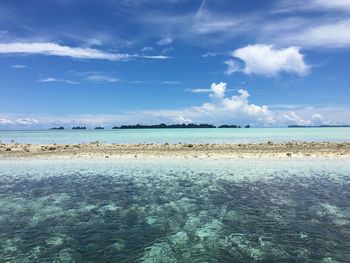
1;141;349;159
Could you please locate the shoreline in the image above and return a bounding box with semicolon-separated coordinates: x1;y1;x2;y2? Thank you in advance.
1;142;350;159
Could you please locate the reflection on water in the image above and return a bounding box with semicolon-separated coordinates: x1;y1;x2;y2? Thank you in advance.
0;159;350;262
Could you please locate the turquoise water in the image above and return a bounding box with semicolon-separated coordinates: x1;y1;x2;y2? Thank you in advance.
0;127;350;144
0;158;350;262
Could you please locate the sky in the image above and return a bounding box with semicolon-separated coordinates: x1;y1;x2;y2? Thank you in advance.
0;0;350;129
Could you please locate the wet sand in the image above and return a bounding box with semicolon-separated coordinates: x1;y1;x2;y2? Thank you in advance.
0;142;350;159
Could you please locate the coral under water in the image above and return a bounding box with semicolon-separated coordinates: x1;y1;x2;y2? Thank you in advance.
0;158;350;262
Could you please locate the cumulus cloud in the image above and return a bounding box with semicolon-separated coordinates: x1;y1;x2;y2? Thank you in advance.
192;82;275;125
228;44;310;77
1;82;343;129
209;82;226;99
0;42;171;61
163;83;334;126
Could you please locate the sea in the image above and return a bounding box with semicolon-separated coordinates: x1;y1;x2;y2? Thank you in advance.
0;128;350;262
0;127;350;144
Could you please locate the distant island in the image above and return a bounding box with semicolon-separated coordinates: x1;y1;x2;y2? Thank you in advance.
113;123;252;129
45;124;350;130
47;123;254;130
112;123;217;129
288;125;350;128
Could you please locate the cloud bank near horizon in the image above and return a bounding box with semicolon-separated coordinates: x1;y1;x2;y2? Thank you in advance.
1;82;345;129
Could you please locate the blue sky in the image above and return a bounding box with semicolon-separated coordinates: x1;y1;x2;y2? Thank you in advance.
0;0;350;128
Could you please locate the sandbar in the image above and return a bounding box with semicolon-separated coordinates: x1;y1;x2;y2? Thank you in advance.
0;141;349;159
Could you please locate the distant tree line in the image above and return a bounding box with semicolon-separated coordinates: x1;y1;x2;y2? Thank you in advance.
112;123;251;129
112;123;216;129
49;123;252;130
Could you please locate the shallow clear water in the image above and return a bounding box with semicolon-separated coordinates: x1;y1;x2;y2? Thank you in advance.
0;158;350;262
0;127;350;144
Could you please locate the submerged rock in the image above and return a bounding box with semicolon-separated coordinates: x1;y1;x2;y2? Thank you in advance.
141;243;177;263
46;236;64;247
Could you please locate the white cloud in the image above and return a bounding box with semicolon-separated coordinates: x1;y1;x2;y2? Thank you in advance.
277;0;350;12
185;87;237;93
311;113;325;125
138;54;171;59
0;42;171;61
229;44;310;77
224;60;240;75
191;82;275;125
126;83;321;127
39;77;80;85
141;2;256;46
185;88;212;93
191;2;243;35
279;19;350;48
157;37;173;46
201;52;216;58
0;42;129;61
0;118;13;124
141;46;154;52
310;0;350;10
15;118;38;125
11;64;27;68
174;115;192;124
86;74;119;83
276;111;310;126
269;1;350;49
2;82;347;128
209;82;226;99
137;1;350;51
